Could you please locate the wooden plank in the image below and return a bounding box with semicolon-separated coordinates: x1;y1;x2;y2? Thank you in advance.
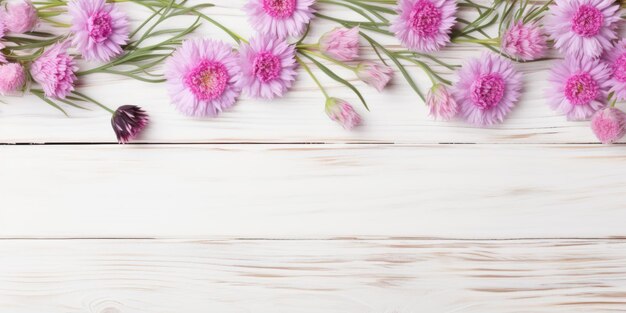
1;144;625;238
2;239;626;313
0;1;611;144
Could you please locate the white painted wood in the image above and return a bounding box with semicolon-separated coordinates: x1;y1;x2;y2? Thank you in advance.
2;239;626;313
1;144;625;238
0;0;611;144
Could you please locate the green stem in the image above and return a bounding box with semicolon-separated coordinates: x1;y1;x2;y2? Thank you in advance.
299;49;356;71
452;37;500;45
296;55;330;99
72;91;115;114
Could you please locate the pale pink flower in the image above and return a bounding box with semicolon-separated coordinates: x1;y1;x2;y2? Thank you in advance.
319;27;359;61
390;0;457;52
0;63;26;95
244;0;315;39
453;52;523;126
68;0;129;62
427;83;458;120
164;39;241;117
356;62;393;91
501;21;547;61
545;0;620;59
30;41;78;99
2;0;38;33
602;39;626;101
325;97;361;129
548;56;610;120
238;35;297;99
0;19;6;63
111;105;149;144
591;107;626;144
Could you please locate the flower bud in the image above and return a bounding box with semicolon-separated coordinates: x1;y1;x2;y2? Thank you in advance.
356;61;393;91
501;21;547;61
325;97;361;130
111;105;149;144
319;27;359;61
426;83;458;120
2;0;38;34
0;63;26;95
591;107;626;144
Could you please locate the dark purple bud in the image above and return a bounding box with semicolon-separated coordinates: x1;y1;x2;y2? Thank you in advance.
111;105;149;144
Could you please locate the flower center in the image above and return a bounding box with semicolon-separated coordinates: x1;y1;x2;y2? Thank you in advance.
253;51;282;83
87;11;113;43
470;73;505;110
184;60;230;101
408;0;442;38
612;54;626;82
565;72;599;105
262;0;296;19
571;5;604;37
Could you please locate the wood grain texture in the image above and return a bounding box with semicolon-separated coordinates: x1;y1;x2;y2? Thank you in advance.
2;239;626;313
2;143;625;238
0;0;614;144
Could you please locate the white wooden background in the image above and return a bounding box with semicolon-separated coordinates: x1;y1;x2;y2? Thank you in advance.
2;1;626;312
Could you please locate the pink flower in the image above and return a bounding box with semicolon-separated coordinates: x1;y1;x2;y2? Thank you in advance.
427;83;458;120
0;20;6;63
2;0;38;33
390;0;456;53
0;63;26;95
591;107;626;144
244;0;315;39
111;105;149;144
545;0;620;59
356;62;393;91
325;97;361;129
164;39;241;117
453;52;523;126
30;41;78;99
68;0;129;62
238;35;297;99
602;39;626;101
501;21;547;61
319;27;359;61
548;56;610;120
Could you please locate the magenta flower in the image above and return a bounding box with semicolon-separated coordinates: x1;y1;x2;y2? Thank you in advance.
238;35;297;99
325;97;361;129
501;21;547;61
319;27;359;61
0;63;26;95
356;62;393;91
68;0;129;62
111;105;149;144
548;56;610;120
545;0;620;59
453;53;522;126
427;83;458;121
591;107;626;144
2;0;38;33
30;41;78;99
603;39;626;101
244;0;315;39
165;39;241;117
390;0;456;53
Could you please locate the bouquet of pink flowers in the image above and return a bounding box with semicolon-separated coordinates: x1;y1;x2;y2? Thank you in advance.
2;0;626;144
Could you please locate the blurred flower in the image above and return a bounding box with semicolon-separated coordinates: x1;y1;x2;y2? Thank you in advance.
390;0;456;52
0;63;26;95
453;52;522;126
238;35;297;99
545;0;620;59
426;83;458;120
591;107;626;144
547;56;610;120
356;62;393;91
244;0;314;39
69;0;129;62
164;39;241;117
2;0;38;33
111;105;149;144
0;20;6;63
325;97;361;130
602;39;626;101
501;21;547;61
319;27;359;61
30;41;77;99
